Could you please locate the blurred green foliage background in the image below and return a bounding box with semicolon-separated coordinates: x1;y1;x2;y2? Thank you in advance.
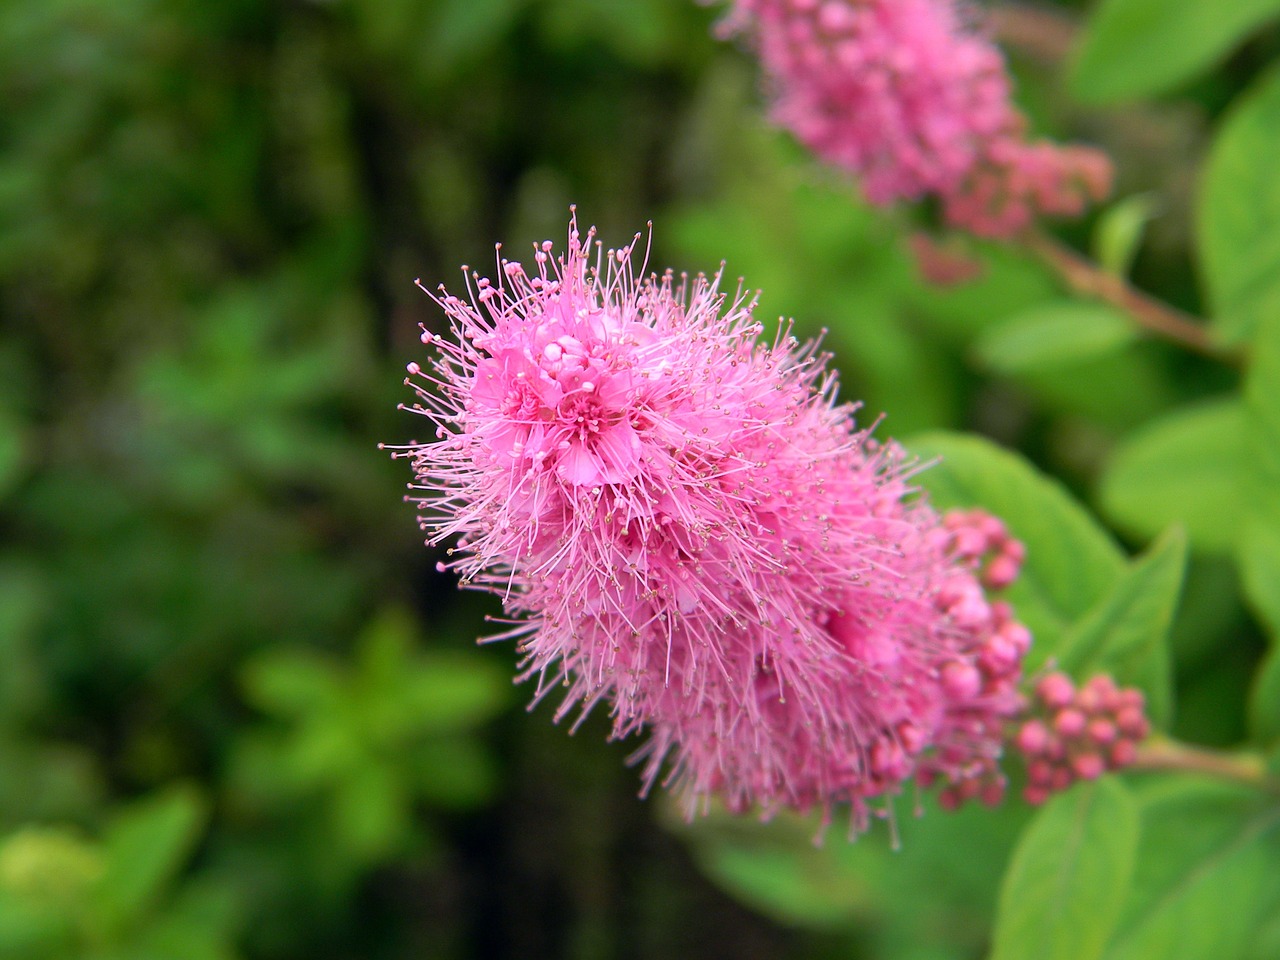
1;0;1277;957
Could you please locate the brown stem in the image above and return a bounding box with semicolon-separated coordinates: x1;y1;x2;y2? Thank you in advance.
1021;230;1231;361
1131;738;1280;795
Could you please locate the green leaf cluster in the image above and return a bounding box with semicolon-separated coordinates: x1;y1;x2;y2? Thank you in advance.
0;788;240;960
231;609;508;867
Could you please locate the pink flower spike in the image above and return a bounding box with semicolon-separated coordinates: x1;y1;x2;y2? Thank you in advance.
721;0;1111;236
393;213;1031;835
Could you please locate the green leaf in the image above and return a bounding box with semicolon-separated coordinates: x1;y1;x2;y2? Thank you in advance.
412;738;500;809
353;607;508;735
689;836;869;928
1098;400;1247;553
907;432;1125;659
672;793;1030;949
991;779;1139;960
1241;525;1280;640
1243;308;1280;513
95;785;208;931
1071;0;1280;104
1056;528;1186;726
1104;778;1280;960
284;719;363;786
329;762;408;862
0;409;24;503
1242;312;1280;739
135;875;242;960
241;649;344;719
1199;65;1280;343
399;654;509;733
1250;646;1280;742
994;344;1176;432
975;301;1137;374
1094;195;1160;278
0;827;103;907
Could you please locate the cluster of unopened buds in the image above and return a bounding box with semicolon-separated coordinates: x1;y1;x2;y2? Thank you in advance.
1013;672;1151;805
938;508;1027;591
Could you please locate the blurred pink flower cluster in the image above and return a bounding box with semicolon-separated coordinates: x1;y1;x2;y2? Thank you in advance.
1014;672;1150;805
721;0;1111;236
393;216;1035;833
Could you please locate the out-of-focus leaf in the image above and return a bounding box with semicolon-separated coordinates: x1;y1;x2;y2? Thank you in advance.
1094;195;1160;278
0;566;47;723
412;739;499;808
1242;309;1280;518
907;432;1125;659
672;791;1029;950
1103;778;1280;960
95;785;207;931
1250;647;1280;742
0;887;68;954
1199;65;1280;344
1099;400;1247;552
536;0;691;66
0;410;24;502
1240;526;1280;640
241;650;344;719
400;655;509;733
329;762;407;862
424;0;529;78
991;779;1139;960
354;608;509;735
0;827;103;907
133;874;242;960
689;837;870;929
1242;313;1280;739
1057;528;1186;726
1245;309;1280;469
1071;0;1280;103
1248;911;1280;960
283;720;362;787
907;244;1058;339
974;301;1137;374
0;741;103;826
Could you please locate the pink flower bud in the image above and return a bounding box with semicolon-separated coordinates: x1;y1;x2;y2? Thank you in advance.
980;780;1006;807
1086;718;1117;746
1000;621;1032;656
1109;740;1137;767
1023;785;1050;806
942;660;983;699
1015;720;1049;755
1054;708;1087;738
1026;760;1054;786
1072;753;1104;781
1116;707;1149;740
1037;673;1075;709
984;555;1020;590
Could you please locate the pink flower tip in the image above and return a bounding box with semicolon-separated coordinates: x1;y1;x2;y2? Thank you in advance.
1036;672;1075;709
